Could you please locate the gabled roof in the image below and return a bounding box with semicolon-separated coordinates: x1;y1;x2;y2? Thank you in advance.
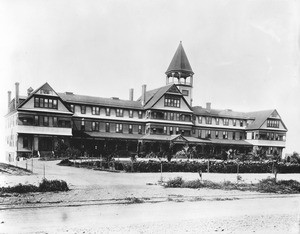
137;84;192;110
59;92;143;109
17;82;72;113
246;109;288;130
166;42;194;78
139;84;173;109
192;106;248;119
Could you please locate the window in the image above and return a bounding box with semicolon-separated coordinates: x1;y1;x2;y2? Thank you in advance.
34;97;58;109
233;132;236;140
53;117;57;127
170;113;174;120
198;129;202;138
129;124;133;134
163;126;167;134
43;116;49;126
34;116;39;126
116;109;123;117
205;130;211;138
81;119;85;131
215;131;219;139
198;116;202;124
138;125;142;134
92;122;99;131
233;119;236;126
176;127;179;134
70;104;74;113
40;98;44;107
216;118;219;125
105;123;110;132
23;137;28;148
240;120;243;127
44;98;49;108
53;99;58;109
48;99;53;108
164;95;180;108
170;127;173;135
138;111;142;119
223;118;229;126
92;106;100;115
34;97;39;107
106;108;110;116
182;90;189;96
252;132;254;139
81;106;86;114
267;120;279;128
116;123;123;133
223;131;228;139
240;133;243;140
39;89;53;95
129;110;133;118
205;117;212;124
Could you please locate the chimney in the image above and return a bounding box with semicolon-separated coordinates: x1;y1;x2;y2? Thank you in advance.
206;102;211;111
129;88;134;101
141;84;146;105
27;87;33;96
8;91;11;108
15;82;19;107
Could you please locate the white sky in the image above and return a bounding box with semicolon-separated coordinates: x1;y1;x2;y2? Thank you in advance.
0;0;299;154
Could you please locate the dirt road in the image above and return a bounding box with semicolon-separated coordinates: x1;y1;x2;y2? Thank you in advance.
1;196;299;234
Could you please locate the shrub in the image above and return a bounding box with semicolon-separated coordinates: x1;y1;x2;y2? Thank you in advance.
119;160;300;173
57;159;73;166
38;179;69;192
166;177;184;187
0;183;38;193
0;179;69;194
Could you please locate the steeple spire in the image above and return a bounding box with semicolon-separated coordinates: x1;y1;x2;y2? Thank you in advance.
165;41;194;78
165;42;195;106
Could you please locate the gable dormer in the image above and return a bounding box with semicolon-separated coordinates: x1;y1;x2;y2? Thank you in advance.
18;82;72;114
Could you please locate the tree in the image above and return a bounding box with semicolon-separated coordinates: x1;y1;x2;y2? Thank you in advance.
54;139;68;158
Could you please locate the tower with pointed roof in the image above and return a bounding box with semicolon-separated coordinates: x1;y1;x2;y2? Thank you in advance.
165;41;194;106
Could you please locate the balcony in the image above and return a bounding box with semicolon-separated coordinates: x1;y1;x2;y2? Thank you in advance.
245;139;286;148
16;125;72;136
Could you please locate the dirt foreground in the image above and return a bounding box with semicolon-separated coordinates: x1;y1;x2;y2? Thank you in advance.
1;159;300;233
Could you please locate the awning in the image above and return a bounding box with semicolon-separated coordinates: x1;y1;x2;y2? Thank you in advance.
208;139;252;146
140;134;188;144
84;131;142;140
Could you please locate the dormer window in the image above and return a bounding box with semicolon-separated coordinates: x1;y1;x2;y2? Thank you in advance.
205;117;212;124
223;118;229;126
240;120;243;127
164;95;180;108
34;97;58;109
81;106;86;114
267;120;279;128
138;111;142;119
198;116;202;124
233;119;236;126
39;89;53;95
182;90;189;96
106;108;110;116
92;106;100;115
116;109;123;117
129;110;133;118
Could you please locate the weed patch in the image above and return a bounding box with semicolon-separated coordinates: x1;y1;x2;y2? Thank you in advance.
0;179;69;195
164;177;300;194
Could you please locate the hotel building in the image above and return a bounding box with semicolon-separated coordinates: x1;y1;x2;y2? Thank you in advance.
5;42;287;161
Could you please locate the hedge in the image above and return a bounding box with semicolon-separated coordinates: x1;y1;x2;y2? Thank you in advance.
114;160;300;173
